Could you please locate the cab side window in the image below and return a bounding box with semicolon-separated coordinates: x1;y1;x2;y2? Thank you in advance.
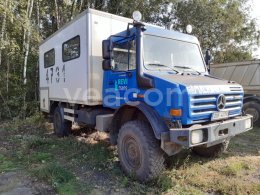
113;40;136;71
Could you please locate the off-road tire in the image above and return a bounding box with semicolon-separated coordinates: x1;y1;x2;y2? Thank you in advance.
53;107;72;137
243;101;260;127
117;120;165;182
192;141;229;158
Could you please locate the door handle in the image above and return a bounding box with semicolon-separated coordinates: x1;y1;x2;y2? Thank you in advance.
127;72;132;78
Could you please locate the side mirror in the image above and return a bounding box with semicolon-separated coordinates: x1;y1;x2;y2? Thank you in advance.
102;59;115;70
102;40;112;59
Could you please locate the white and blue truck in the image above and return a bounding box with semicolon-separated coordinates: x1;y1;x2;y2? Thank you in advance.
39;9;253;181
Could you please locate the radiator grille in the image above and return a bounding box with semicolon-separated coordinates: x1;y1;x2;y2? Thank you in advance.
189;86;243;121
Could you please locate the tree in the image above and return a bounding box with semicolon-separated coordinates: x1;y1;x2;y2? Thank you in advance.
0;0;9;68
170;0;260;63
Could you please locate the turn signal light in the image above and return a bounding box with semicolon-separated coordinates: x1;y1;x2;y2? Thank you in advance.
170;109;182;117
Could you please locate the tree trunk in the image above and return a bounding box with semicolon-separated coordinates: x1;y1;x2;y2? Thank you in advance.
23;0;34;85
22;0;34;119
22;0;30;50
6;53;9;96
78;0;83;12
0;0;8;67
35;0;40;101
35;60;39;101
36;0;40;34
54;0;60;29
21;0;31;79
70;0;77;20
0;90;12;118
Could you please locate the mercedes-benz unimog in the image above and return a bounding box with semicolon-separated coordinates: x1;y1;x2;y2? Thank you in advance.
39;9;253;181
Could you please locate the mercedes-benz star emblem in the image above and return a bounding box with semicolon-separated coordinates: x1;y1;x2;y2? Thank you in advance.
217;94;226;110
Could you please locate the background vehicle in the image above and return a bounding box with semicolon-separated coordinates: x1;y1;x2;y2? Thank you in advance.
211;60;260;126
39;9;253;181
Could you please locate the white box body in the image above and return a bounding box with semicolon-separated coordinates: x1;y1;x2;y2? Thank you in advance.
39;9;132;112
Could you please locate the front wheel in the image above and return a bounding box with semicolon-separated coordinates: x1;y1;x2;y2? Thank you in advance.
192;141;229;158
117;120;165;182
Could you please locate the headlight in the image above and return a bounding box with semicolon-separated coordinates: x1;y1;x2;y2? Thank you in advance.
191;130;204;144
132;11;142;22
245;118;252;129
186;24;193;34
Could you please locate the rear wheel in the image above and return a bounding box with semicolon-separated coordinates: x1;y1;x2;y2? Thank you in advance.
192;141;229;158
117;120;165;182
243;101;260;127
53;107;72;137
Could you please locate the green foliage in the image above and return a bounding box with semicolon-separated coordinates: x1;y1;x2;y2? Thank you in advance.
0;154;16;172
156;172;173;191
30;152;53;163
219;162;252;176
23;135;53;150
34;163;74;185
32;162;81;194
214;47;253;63
171;0;260;63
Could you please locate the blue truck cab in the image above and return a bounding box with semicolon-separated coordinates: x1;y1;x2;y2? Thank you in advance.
100;13;253;181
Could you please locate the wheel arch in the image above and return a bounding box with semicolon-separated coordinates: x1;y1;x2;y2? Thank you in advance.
109;101;169;145
243;95;260;104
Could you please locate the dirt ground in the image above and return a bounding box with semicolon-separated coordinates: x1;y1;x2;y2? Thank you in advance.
0;171;55;195
0;118;259;195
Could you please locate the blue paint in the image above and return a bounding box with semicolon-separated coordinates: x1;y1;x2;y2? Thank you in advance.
102;27;243;126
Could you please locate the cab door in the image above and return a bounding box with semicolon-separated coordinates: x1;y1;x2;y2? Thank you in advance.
103;37;137;108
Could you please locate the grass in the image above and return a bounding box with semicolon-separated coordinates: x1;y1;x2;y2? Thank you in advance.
229;126;260;154
166;156;260;194
30;152;53;163
0;115;259;195
33;163;74;186
218;161;252;176
32;162;90;194
0;154;16;173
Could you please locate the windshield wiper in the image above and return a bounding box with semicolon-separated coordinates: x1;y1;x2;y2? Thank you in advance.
174;66;201;75
147;63;179;74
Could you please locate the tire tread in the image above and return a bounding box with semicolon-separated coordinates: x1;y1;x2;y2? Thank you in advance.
117;120;165;182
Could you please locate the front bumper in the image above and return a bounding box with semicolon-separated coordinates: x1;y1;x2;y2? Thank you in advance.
169;115;253;148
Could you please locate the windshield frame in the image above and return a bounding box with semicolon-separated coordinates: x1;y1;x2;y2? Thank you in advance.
142;34;207;73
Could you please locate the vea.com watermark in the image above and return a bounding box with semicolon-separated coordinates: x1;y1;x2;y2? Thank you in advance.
61;85;233;107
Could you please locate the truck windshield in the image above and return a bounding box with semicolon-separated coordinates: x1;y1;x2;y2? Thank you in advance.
143;35;206;73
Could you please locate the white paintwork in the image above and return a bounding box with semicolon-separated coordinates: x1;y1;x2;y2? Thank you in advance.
40;88;49;112
64;108;75;114
64;115;75;122
39;9;132;112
